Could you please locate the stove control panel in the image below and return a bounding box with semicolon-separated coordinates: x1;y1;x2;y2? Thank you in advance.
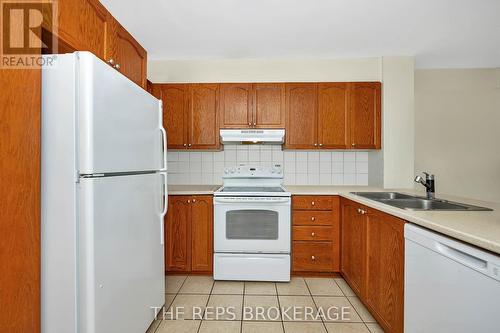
223;164;283;178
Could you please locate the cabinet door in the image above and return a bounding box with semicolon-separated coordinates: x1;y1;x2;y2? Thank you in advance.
285;83;318;149
105;16;147;88
157;85;188;149
340;199;367;297
318;83;350;149
350;82;381;149
253;83;285;128
219;84;252;128
188;84;220;150
58;0;108;59
366;211;405;333
165;196;191;272
191;196;213;272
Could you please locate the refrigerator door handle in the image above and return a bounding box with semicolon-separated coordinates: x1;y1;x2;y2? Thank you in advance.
160;172;167;245
160;127;167;171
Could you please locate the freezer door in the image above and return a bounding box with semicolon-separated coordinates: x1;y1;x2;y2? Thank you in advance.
78;173;164;333
77;52;165;174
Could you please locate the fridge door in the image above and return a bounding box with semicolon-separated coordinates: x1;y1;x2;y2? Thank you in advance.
78;173;165;333
77;52;165;174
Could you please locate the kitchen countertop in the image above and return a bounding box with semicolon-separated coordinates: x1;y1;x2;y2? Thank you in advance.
168;185;220;195
167;184;500;255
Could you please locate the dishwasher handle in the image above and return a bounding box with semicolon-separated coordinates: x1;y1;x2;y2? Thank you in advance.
435;242;487;271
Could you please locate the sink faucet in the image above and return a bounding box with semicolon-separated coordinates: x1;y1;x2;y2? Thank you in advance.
414;172;435;199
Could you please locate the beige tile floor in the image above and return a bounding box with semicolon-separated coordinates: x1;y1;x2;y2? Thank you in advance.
146;275;385;333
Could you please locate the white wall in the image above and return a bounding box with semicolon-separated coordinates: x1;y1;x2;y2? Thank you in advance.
415;68;500;202
381;57;415;188
150;56;415;188
148;58;380;83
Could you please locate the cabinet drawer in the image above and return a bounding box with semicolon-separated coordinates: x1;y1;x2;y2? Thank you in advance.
292;242;334;272
293;226;333;241
293;196;333;210
293;211;333;226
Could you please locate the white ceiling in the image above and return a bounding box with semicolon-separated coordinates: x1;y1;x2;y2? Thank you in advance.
101;0;500;68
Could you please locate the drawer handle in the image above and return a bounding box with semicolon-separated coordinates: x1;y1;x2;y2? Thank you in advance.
311;232;315;237
311;255;316;261
311;201;315;206
311;216;316;221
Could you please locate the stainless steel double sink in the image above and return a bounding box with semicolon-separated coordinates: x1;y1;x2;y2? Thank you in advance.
351;192;493;211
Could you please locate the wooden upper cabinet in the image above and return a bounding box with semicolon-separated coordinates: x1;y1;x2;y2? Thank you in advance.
365;210;405;333
155;83;220;150
318;83;350;149
220;84;253;128
350;82;381;149
57;0;147;88
58;0;108;59
165;196;191;272
253;83;285;128
188;84;220;150
190;196;213;272
156;84;188;149
105;15;147;88
285;83;318;149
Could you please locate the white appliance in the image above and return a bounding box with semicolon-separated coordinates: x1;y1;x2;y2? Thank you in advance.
213;165;291;282
405;224;500;333
220;129;285;144
41;52;167;333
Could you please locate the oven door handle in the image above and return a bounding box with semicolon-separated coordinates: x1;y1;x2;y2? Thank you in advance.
214;197;291;204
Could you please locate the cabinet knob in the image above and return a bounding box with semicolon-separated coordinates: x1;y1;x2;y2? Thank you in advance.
311;201;315;206
248;122;252;126
319;143;323;147
314;143;318;147
253;122;256;126
114;63;120;70
183;144;187;147
352;143;356;147
311;256;316;261
311;216;316;221
192;198;196;203
188;143;192;147
108;58;115;65
187;200;191;203
311;232;315;237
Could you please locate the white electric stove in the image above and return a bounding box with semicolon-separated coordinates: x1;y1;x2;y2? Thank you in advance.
213;165;291;282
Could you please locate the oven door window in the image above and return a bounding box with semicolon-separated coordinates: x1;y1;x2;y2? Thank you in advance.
226;210;279;240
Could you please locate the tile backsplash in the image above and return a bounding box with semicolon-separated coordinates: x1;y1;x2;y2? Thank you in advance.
167;145;369;186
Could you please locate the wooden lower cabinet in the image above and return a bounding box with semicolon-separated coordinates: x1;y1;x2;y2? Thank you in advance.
292;195;340;273
340;199;367;296
165;195;213;274
190;196;214;272
365;210;405;333
165;196;191;272
340;198;405;333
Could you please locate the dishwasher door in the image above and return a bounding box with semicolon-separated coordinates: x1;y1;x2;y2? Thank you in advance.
404;224;500;333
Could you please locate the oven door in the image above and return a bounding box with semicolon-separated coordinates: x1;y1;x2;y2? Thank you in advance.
214;197;291;253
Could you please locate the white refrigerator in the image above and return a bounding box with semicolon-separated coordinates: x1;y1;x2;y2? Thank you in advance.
41;52;167;333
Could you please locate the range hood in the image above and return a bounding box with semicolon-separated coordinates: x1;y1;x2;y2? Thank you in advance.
220;129;285;145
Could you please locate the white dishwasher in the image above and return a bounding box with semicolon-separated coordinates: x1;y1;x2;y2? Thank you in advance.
404;224;500;333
